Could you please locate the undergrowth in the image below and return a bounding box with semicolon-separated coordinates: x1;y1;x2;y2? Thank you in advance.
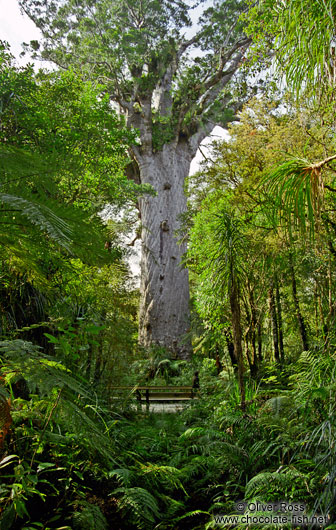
0;342;336;529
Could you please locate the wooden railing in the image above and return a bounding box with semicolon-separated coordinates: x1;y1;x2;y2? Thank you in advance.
110;386;198;409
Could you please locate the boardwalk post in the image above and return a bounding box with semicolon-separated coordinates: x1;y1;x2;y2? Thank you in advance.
146;389;150;412
136;389;142;412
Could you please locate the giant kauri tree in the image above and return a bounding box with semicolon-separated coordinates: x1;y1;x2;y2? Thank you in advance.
21;0;251;358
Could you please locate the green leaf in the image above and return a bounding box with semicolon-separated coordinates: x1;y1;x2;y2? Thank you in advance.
0;504;16;530
37;462;56;473
0;455;19;469
44;334;60;344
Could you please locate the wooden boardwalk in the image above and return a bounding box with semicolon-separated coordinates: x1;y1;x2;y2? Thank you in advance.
110;386;198;412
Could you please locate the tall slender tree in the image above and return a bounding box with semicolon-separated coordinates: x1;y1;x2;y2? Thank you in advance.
20;0;251;358
189;199;246;407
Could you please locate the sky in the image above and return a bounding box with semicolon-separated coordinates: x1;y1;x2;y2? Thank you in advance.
0;0;41;63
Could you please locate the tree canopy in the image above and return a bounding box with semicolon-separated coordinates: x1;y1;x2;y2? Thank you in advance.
20;0;251;153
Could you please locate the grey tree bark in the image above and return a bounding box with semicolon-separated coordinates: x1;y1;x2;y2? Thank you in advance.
137;145;192;358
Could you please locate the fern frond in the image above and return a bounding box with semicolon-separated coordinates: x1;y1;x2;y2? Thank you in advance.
109;467;134;487
113;487;160;529
245;467;308;498
180;455;213;481
170;509;210;525
263;396;292;416
139;462;185;492
179;427;207;440
72;501;108;530
158;495;185;518
0;340;118;465
0;193;73;250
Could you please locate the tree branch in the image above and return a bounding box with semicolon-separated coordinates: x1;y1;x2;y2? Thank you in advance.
311;153;336;170
188;120;217;156
202;37;251;94
155;30;209;116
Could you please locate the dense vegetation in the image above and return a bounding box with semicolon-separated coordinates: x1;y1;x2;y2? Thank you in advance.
1;1;336;529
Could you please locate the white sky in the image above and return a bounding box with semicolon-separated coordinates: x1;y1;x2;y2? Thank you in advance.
0;0;41;63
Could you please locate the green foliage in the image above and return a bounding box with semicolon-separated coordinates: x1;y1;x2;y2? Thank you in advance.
0;50;144;212
114;487;160;529
246;0;336;99
187;95;336;368
245;1;336;242
0;340;118;463
20;0;252;151
245;468;309;499
151;113;177;152
0;46;140;401
0;338;126;527
72;502;108;530
0;49;141;284
1;333;336;528
265;157;322;234
263;153;336;237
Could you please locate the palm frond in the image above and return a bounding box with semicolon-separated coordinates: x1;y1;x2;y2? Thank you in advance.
263;154;336;233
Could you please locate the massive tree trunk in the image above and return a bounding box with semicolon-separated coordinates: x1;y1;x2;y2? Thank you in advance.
137;143;192;359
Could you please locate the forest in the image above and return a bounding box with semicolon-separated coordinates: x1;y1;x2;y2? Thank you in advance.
1;0;336;529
